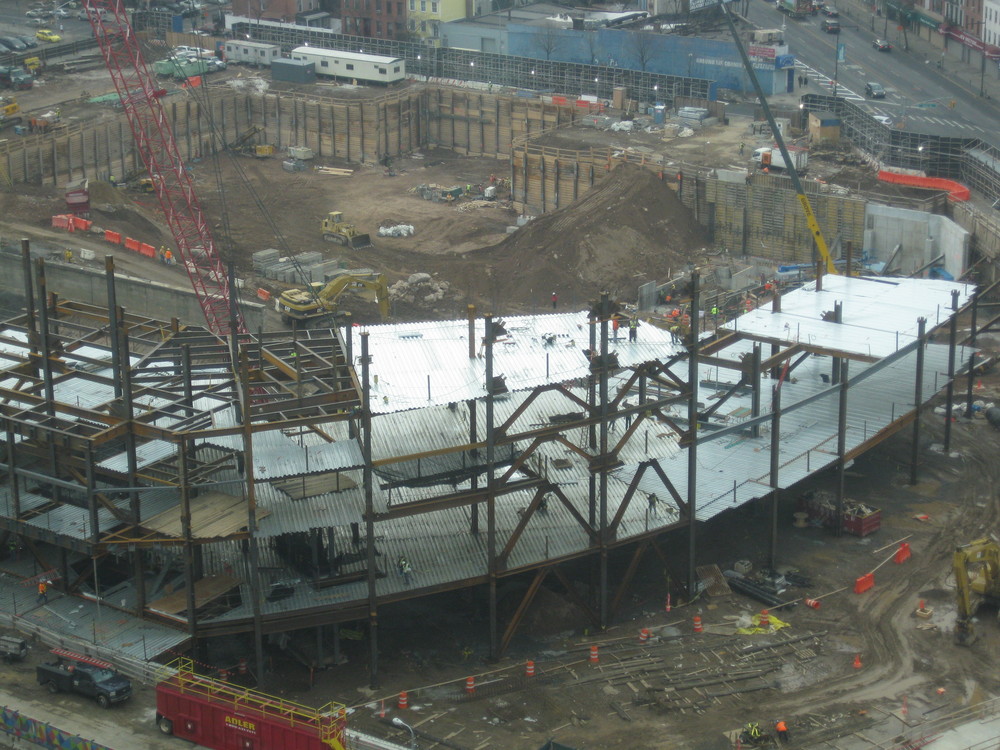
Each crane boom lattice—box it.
[86,1,245,335]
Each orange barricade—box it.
[139,243,156,258]
[124,237,140,252]
[894,542,912,564]
[51,215,72,229]
[257,288,272,301]
[877,170,970,202]
[854,573,875,594]
[71,217,92,231]
[104,230,122,244]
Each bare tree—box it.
[537,24,562,60]
[585,29,600,64]
[632,30,655,71]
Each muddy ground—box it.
[0,62,996,750]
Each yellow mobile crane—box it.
[954,538,1000,645]
[276,272,390,325]
[721,3,837,275]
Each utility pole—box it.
[833,43,839,97]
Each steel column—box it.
[910,318,926,485]
[687,272,701,598]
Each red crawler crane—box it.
[85,1,245,335]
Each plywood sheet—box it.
[146,574,242,615]
[142,491,269,539]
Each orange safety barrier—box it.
[139,243,156,258]
[525,660,535,677]
[104,230,122,244]
[465,676,475,694]
[257,288,272,301]
[877,170,970,202]
[124,237,140,252]
[51,215,73,230]
[397,691,408,709]
[894,542,912,564]
[71,216,92,231]
[589,645,599,663]
[552,96,568,106]
[854,573,875,594]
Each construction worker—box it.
[628,316,638,342]
[739,141,745,156]
[744,722,763,742]
[775,719,790,743]
[612,316,620,340]
[164,249,174,265]
[37,580,48,605]
[551,291,558,309]
[397,556,413,585]
[64,249,73,264]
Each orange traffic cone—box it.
[853,654,863,669]
[693,615,703,633]
[525,660,535,677]
[398,691,409,709]
[465,676,475,694]
[589,645,599,663]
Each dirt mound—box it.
[467,163,710,309]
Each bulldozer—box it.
[954,537,1000,645]
[321,211,373,249]
[276,272,389,326]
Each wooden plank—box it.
[141,491,269,539]
[146,573,241,615]
[695,564,732,596]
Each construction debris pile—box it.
[389,272,453,305]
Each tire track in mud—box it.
[769,417,1000,719]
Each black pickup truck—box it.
[36,650,133,708]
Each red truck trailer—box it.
[155,659,347,750]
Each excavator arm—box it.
[277,273,390,323]
[954,538,1000,645]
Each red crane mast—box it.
[85,1,245,335]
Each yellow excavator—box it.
[276,272,390,325]
[321,211,373,249]
[954,538,1000,645]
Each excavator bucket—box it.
[348,233,373,250]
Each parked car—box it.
[36,29,62,42]
[0,42,10,54]
[27,17,48,26]
[25,8,52,17]
[822,4,839,15]
[865,81,886,99]
[873,114,893,125]
[17,35,40,48]
[821,18,840,32]
[873,38,893,51]
[52,7,71,17]
[0,36,28,51]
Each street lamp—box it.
[392,717,417,749]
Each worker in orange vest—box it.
[775,719,790,744]
[37,580,48,605]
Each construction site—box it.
[1,8,1000,750]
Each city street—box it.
[744,0,1000,135]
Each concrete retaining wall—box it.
[2,250,265,331]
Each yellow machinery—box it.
[228,126,273,158]
[954,538,1000,645]
[321,211,373,249]
[0,96,22,131]
[276,272,389,325]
